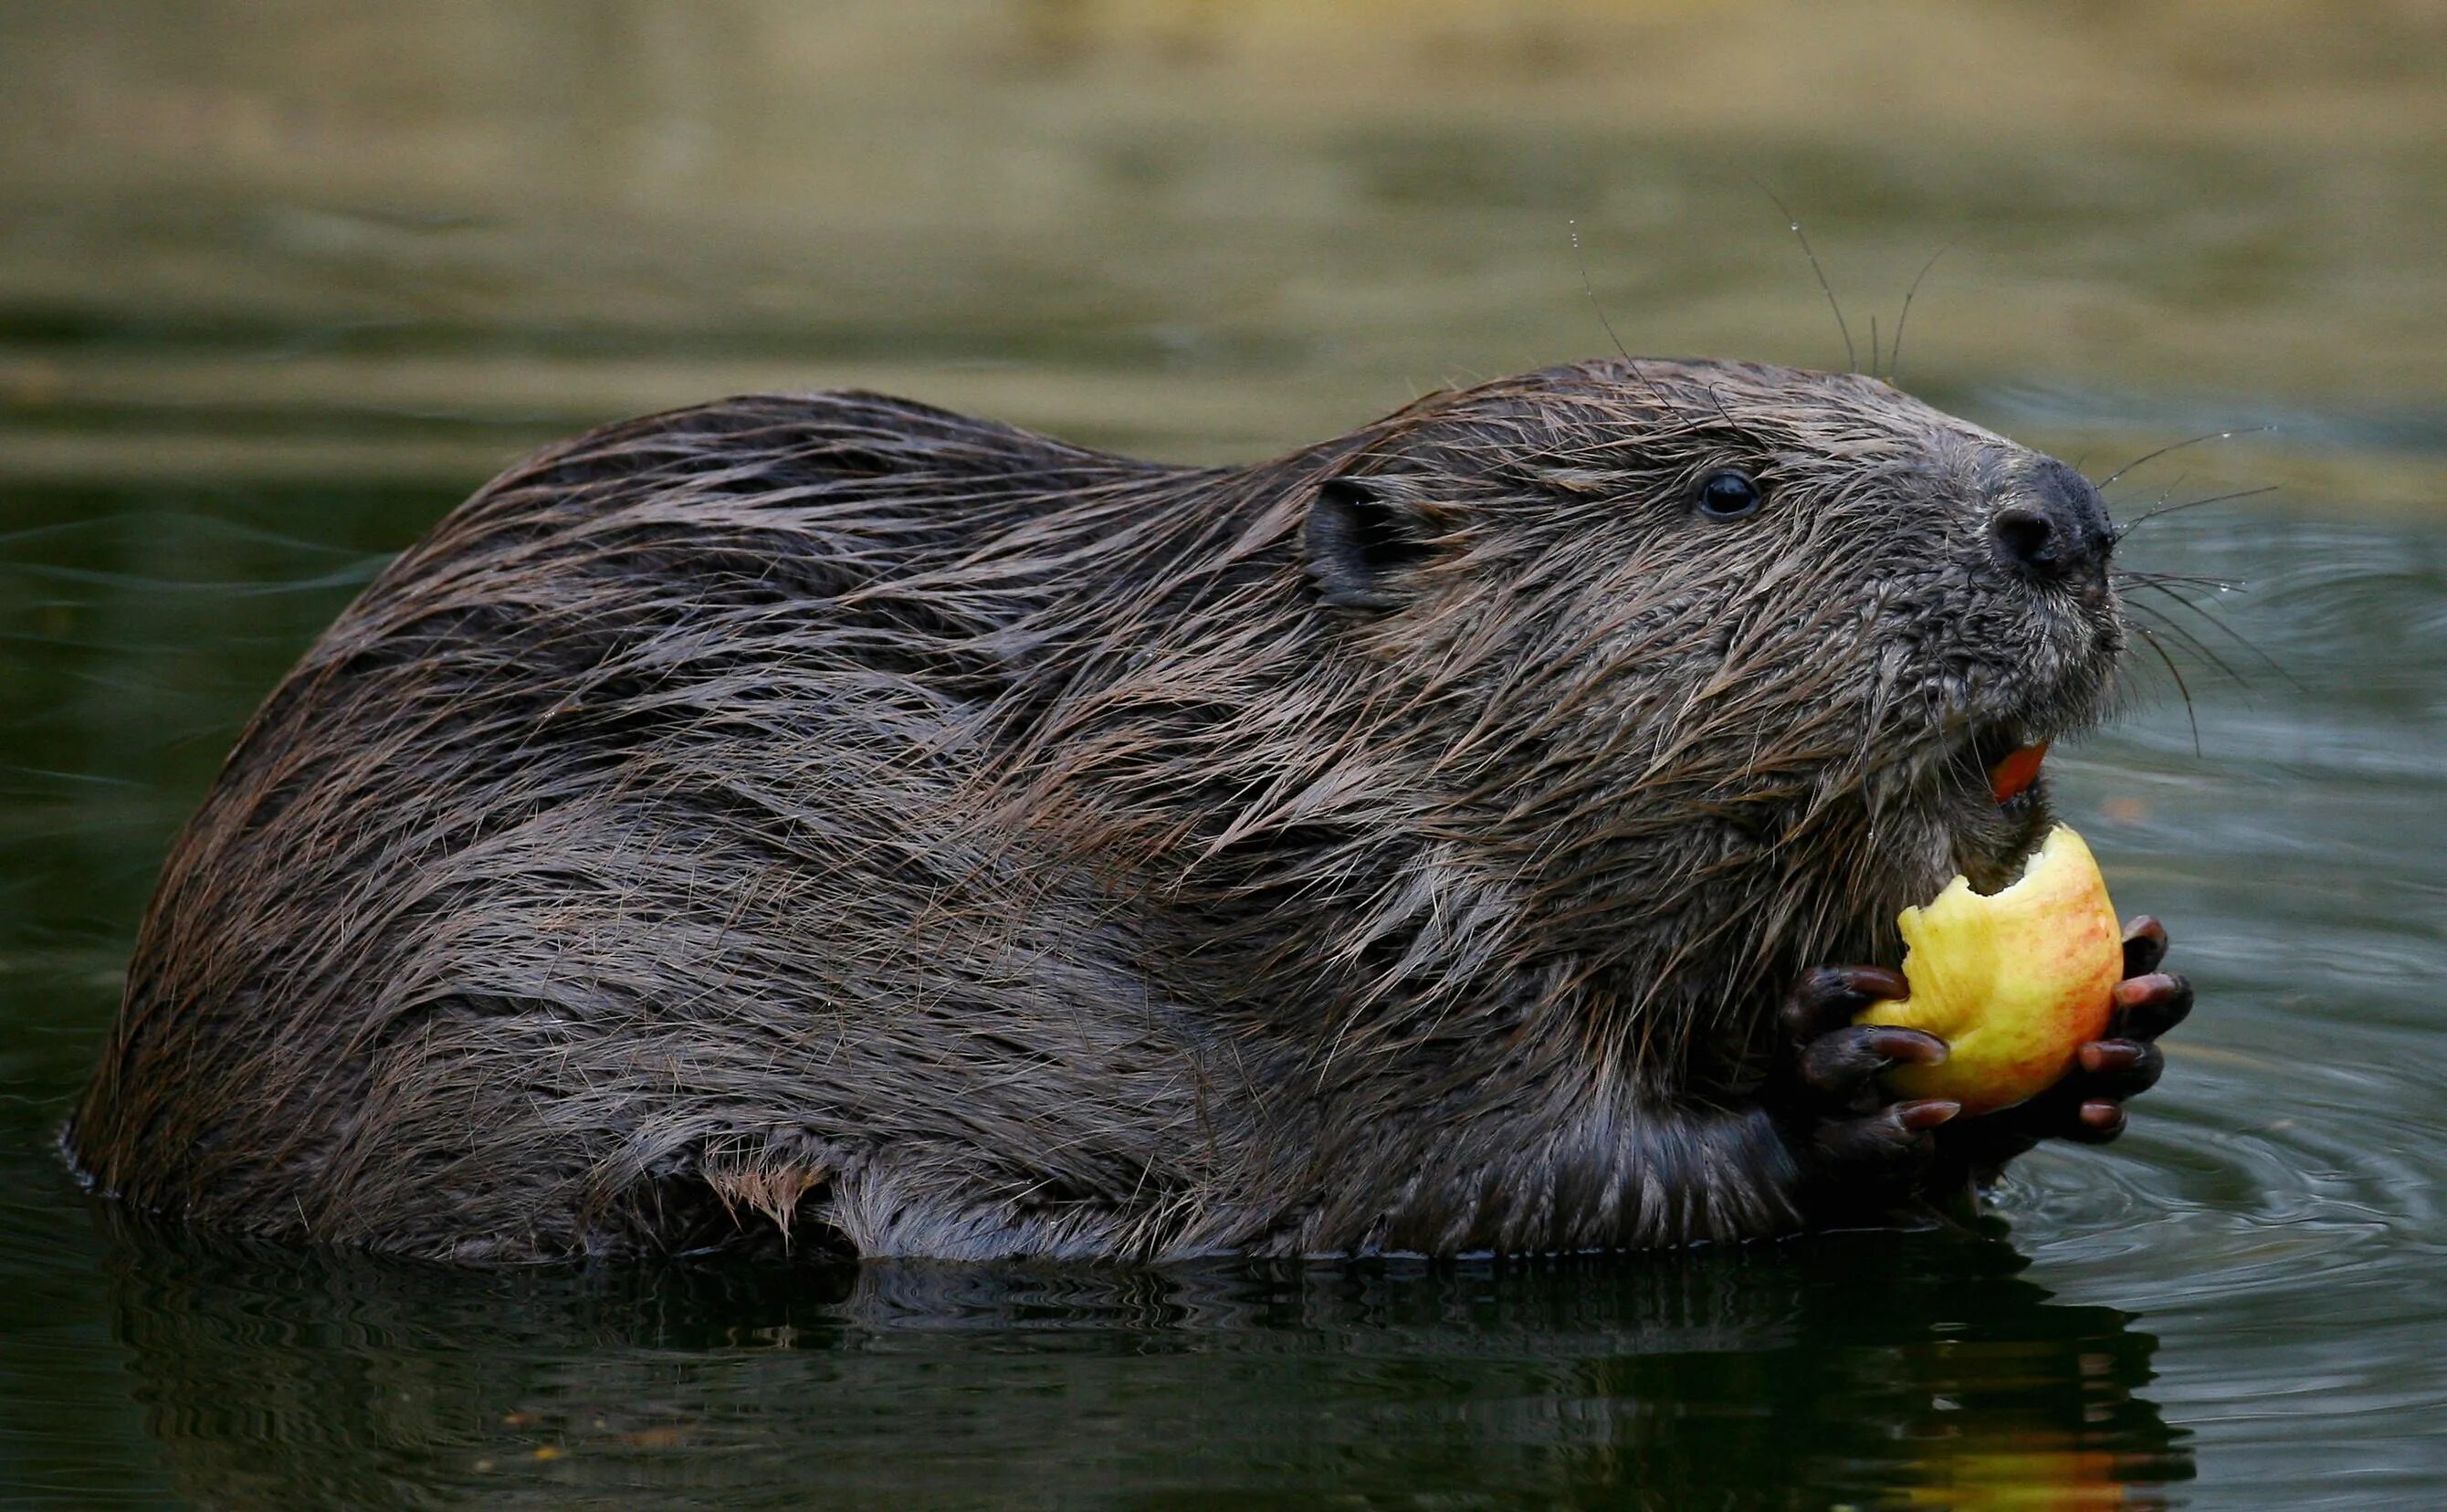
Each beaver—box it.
[68,357,2192,1264]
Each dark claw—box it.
[1773,965,1950,1216]
[1780,964,1910,1041]
[1800,1024,1948,1102]
[2110,971,2193,1041]
[2064,1099,2127,1144]
[1872,920,2182,1191]
[1817,1098,1959,1168]
[1896,1098,1963,1132]
[2121,915,2169,980]
[1774,916,2185,1215]
[2074,1038,2164,1097]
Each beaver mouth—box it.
[1970,727,2051,807]
[1937,723,2060,890]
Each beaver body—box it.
[70,359,2177,1263]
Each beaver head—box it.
[1020,356,2125,1081]
[1294,358,2125,1064]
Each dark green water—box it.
[4,4,2444,1506]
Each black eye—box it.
[1695,469,1763,520]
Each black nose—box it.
[1990,459,2111,586]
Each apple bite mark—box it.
[1852,825,2124,1117]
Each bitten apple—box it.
[1854,825,2124,1116]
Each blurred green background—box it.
[3,4,2443,1507]
[4,0,2442,487]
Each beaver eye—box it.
[1695,469,1763,520]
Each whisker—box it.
[2116,485,2282,539]
[1570,220,1633,365]
[2114,568,2245,593]
[2126,578,2301,692]
[1754,182,1856,373]
[2098,426,2274,488]
[1886,242,1952,388]
[2128,594,2246,687]
[2128,617,2202,757]
[2125,469,2184,514]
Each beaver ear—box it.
[1306,476,1435,611]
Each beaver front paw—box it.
[1766,963,1963,1223]
[1930,916,2193,1180]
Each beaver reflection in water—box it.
[70,358,2193,1264]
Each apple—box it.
[1854,824,2124,1116]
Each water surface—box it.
[3,4,2443,1506]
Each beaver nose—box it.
[1990,460,2111,586]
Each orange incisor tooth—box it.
[1988,740,2050,803]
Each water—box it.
[3,4,2443,1506]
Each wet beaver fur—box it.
[70,358,2191,1264]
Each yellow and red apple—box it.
[1854,825,2124,1116]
